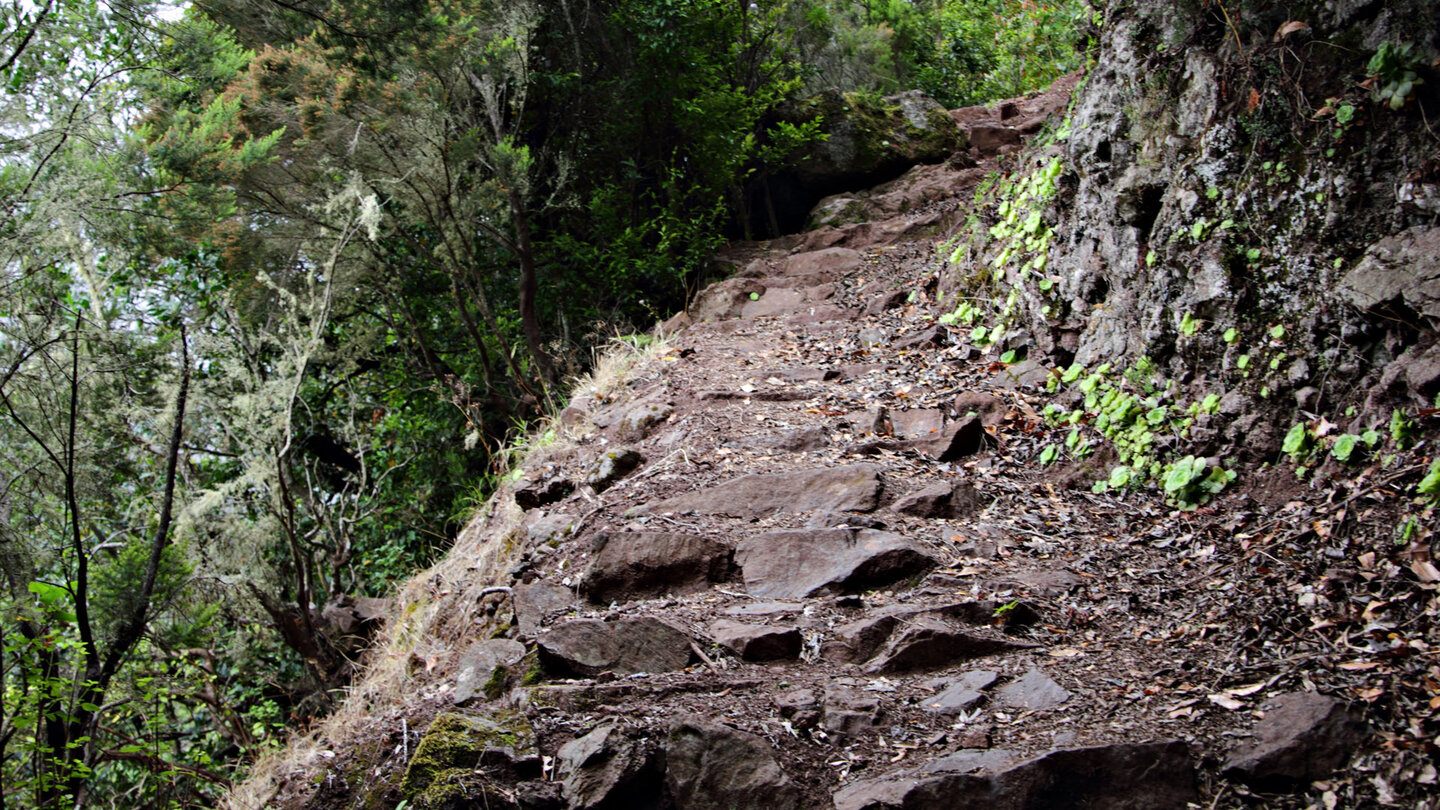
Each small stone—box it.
[823,683,885,737]
[514,477,574,510]
[919,670,999,714]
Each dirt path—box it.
[265,82,1436,810]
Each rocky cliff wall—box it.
[949,0,1439,454]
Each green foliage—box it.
[1368,41,1425,110]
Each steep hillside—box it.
[230,5,1440,809]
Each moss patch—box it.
[401,711,537,800]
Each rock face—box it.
[735,528,939,599]
[637,464,883,518]
[664,717,803,810]
[1340,227,1440,327]
[453,639,528,705]
[579,532,734,603]
[833,740,1197,810]
[1222,692,1367,790]
[403,712,540,802]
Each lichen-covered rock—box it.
[586,447,643,493]
[786,90,964,193]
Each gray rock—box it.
[1222,691,1367,791]
[708,619,802,661]
[1340,226,1440,326]
[865,288,910,316]
[453,639,528,705]
[863,617,1033,674]
[783,247,863,280]
[586,448,643,493]
[736,528,939,599]
[555,723,664,810]
[664,717,802,810]
[919,670,999,715]
[823,682,885,737]
[536,617,693,678]
[525,513,574,544]
[892,482,988,519]
[1405,342,1440,400]
[742,427,829,453]
[858,326,888,347]
[579,532,733,603]
[952,392,1007,426]
[994,668,1071,712]
[614,400,674,442]
[909,415,985,461]
[832,740,1196,810]
[889,409,945,439]
[920,747,1018,774]
[995,359,1052,390]
[512,581,577,636]
[636,464,884,519]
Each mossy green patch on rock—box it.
[785,89,962,186]
[401,711,537,801]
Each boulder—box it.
[782,90,963,194]
[1222,692,1367,791]
[579,532,734,603]
[664,717,803,810]
[736,528,939,599]
[536,617,693,678]
[636,464,883,519]
[832,740,1197,810]
[708,619,802,662]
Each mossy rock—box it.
[401,711,538,801]
[784,89,964,188]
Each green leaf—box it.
[1269,324,1285,339]
[1282,423,1311,457]
[1107,465,1132,488]
[1223,327,1239,344]
[1331,433,1360,463]
[1418,458,1440,500]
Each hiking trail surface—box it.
[236,71,1439,810]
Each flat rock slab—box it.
[579,532,734,603]
[889,409,945,439]
[1340,226,1440,326]
[708,619,802,661]
[783,247,862,280]
[863,618,1034,674]
[892,482,988,519]
[833,740,1197,810]
[512,581,577,636]
[453,639,528,705]
[1222,691,1367,790]
[994,668,1071,712]
[636,464,883,519]
[736,528,939,599]
[665,717,803,810]
[537,617,693,678]
[920,670,999,714]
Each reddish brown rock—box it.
[891,482,988,519]
[708,619,802,662]
[664,717,803,810]
[909,415,985,461]
[862,617,1034,674]
[952,392,1007,426]
[833,740,1196,810]
[1222,692,1367,791]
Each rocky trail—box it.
[251,80,1439,810]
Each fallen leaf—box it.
[1048,648,1084,658]
[1411,560,1440,583]
[1339,660,1382,671]
[1273,20,1310,41]
[1247,87,1261,112]
[1208,693,1246,711]
[1227,682,1266,697]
